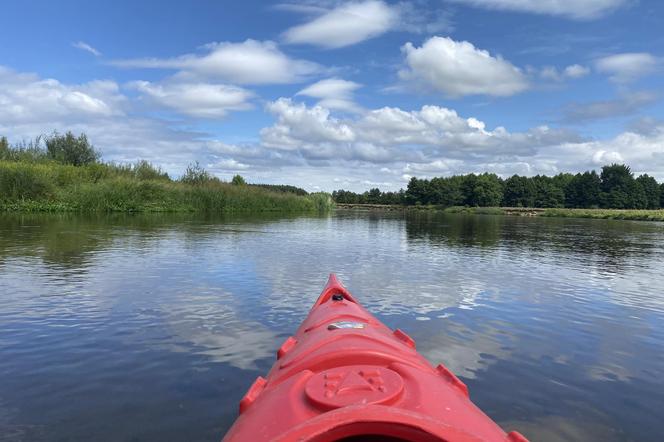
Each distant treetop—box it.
[332,164,662,210]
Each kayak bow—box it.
[222,274,528,442]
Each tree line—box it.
[333,164,664,209]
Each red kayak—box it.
[223,274,528,442]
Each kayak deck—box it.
[223,274,528,442]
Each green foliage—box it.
[251,183,308,196]
[0,136,48,162]
[45,132,100,166]
[306,192,335,212]
[636,174,661,209]
[180,161,213,185]
[0,161,329,214]
[531,175,565,208]
[503,175,536,207]
[443,206,504,215]
[466,173,503,207]
[231,174,247,186]
[366,188,381,203]
[133,160,170,181]
[405,177,431,205]
[552,172,574,191]
[332,189,357,204]
[598,164,647,209]
[380,190,405,205]
[0,132,329,214]
[565,171,601,208]
[60,178,175,212]
[404,173,504,208]
[0,137,8,158]
[542,208,664,221]
[0,162,54,200]
[430,176,464,206]
[333,188,404,205]
[333,163,661,210]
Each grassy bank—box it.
[473,206,664,221]
[335,203,505,215]
[540,208,664,221]
[0,160,333,213]
[335,203,664,222]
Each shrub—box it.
[0,137,9,159]
[231,174,247,186]
[45,131,100,166]
[180,162,212,185]
[252,184,308,196]
[60,178,178,212]
[133,160,170,181]
[0,162,54,200]
[307,192,335,212]
[0,136,48,162]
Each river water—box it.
[1,210,663,441]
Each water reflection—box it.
[1,211,664,441]
[154,288,280,370]
[405,211,662,262]
[405,211,504,248]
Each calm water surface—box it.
[1,211,664,441]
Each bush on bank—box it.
[0,133,332,213]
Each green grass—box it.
[378,204,506,215]
[441,206,664,221]
[0,160,333,213]
[338,203,664,222]
[541,208,664,221]
[441,206,506,215]
[430,205,664,221]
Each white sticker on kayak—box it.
[327,321,366,330]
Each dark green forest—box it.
[333,165,664,209]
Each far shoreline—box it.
[335,204,664,222]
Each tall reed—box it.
[0,160,332,213]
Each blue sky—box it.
[2,0,664,191]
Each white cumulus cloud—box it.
[111,40,321,84]
[399,36,528,97]
[0,66,124,125]
[261,98,356,152]
[260,98,577,163]
[592,149,624,165]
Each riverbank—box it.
[335,204,664,221]
[0,160,332,213]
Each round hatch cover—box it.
[305,365,404,410]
